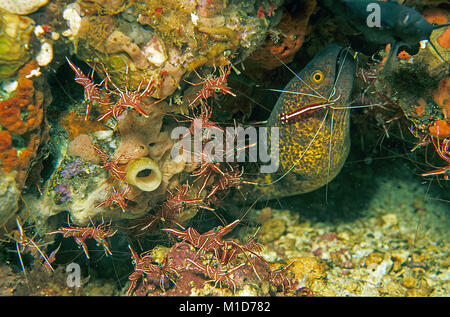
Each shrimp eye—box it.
[311,70,324,83]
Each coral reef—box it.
[429,77,450,137]
[247,0,317,70]
[352,5,449,148]
[0,0,448,300]
[67,134,100,163]
[13,0,293,227]
[26,98,184,225]
[0,60,50,187]
[59,111,106,141]
[0,9,35,78]
[0,0,49,15]
[66,0,284,97]
[127,229,276,296]
[424,8,450,53]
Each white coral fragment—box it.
[25,67,42,79]
[191,12,199,25]
[142,36,167,67]
[36,41,53,66]
[34,25,45,37]
[1,79,18,93]
[62,3,82,39]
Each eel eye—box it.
[311,70,324,83]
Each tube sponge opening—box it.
[126,157,162,192]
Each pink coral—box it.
[247,1,316,70]
[67,134,100,164]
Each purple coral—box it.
[54,184,72,203]
[61,158,83,178]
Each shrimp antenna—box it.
[427,39,448,64]
[432,23,450,30]
[273,56,326,100]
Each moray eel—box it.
[245,45,356,199]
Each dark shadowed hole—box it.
[136,169,152,178]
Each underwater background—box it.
[0,0,448,296]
